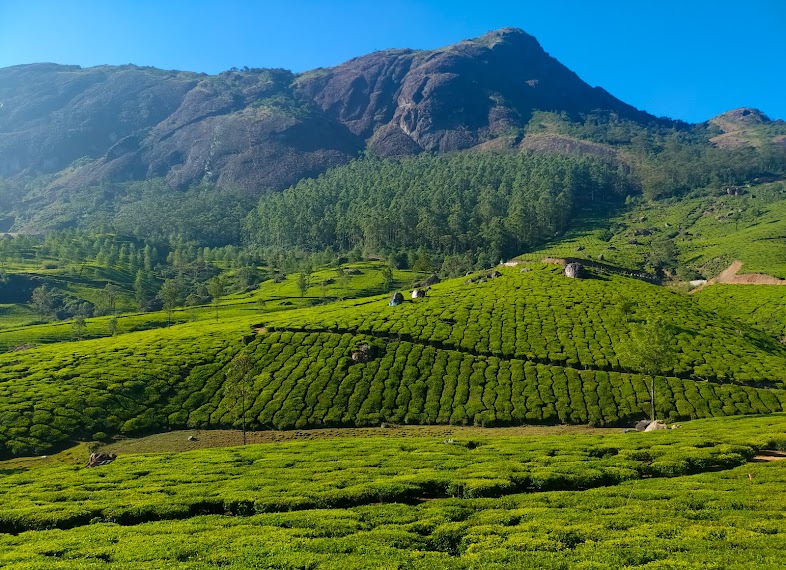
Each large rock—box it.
[351,343,374,363]
[87,452,117,467]
[565,262,585,279]
[644,421,668,432]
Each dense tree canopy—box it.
[245,152,634,262]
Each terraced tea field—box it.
[266,265,786,384]
[520,181,786,279]
[1,414,785,568]
[0,261,417,352]
[2,264,786,458]
[696,284,786,339]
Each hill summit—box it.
[0,28,656,195]
[709,107,772,131]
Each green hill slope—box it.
[695,284,786,339]
[266,265,786,383]
[521,180,786,279]
[2,265,786,458]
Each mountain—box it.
[708,107,786,149]
[0,28,659,198]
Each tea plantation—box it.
[521,180,786,279]
[1,414,785,568]
[696,284,786,339]
[266,265,786,384]
[2,265,786,458]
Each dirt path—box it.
[751,450,786,462]
[707,260,786,286]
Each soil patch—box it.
[99,425,623,455]
[707,260,786,286]
[751,450,786,462]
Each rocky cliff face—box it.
[296,28,652,157]
[0,28,658,195]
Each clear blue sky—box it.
[1,0,784,123]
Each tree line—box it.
[245,152,634,264]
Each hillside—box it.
[2,30,785,241]
[518,180,786,279]
[3,264,786,458]
[0,29,657,225]
[709,107,786,149]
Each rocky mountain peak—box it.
[710,108,771,132]
[0,28,659,197]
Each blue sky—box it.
[1,0,784,123]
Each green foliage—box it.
[296,272,311,298]
[207,276,225,320]
[246,153,633,260]
[619,319,677,421]
[158,279,183,325]
[696,285,786,339]
[269,266,786,386]
[0,415,785,568]
[525,110,786,201]
[1,266,786,458]
[523,181,786,279]
[29,285,55,321]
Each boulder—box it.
[564,262,585,279]
[634,419,651,432]
[644,421,668,432]
[351,343,374,363]
[87,452,117,468]
[419,274,441,287]
[388,292,404,306]
[411,289,427,299]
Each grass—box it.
[99,424,622,455]
[0,261,417,352]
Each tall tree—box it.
[335,266,350,296]
[134,270,150,311]
[380,266,394,291]
[621,318,677,422]
[207,276,225,320]
[30,285,55,322]
[224,353,254,445]
[101,283,119,315]
[296,272,310,298]
[72,315,87,341]
[158,279,182,326]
